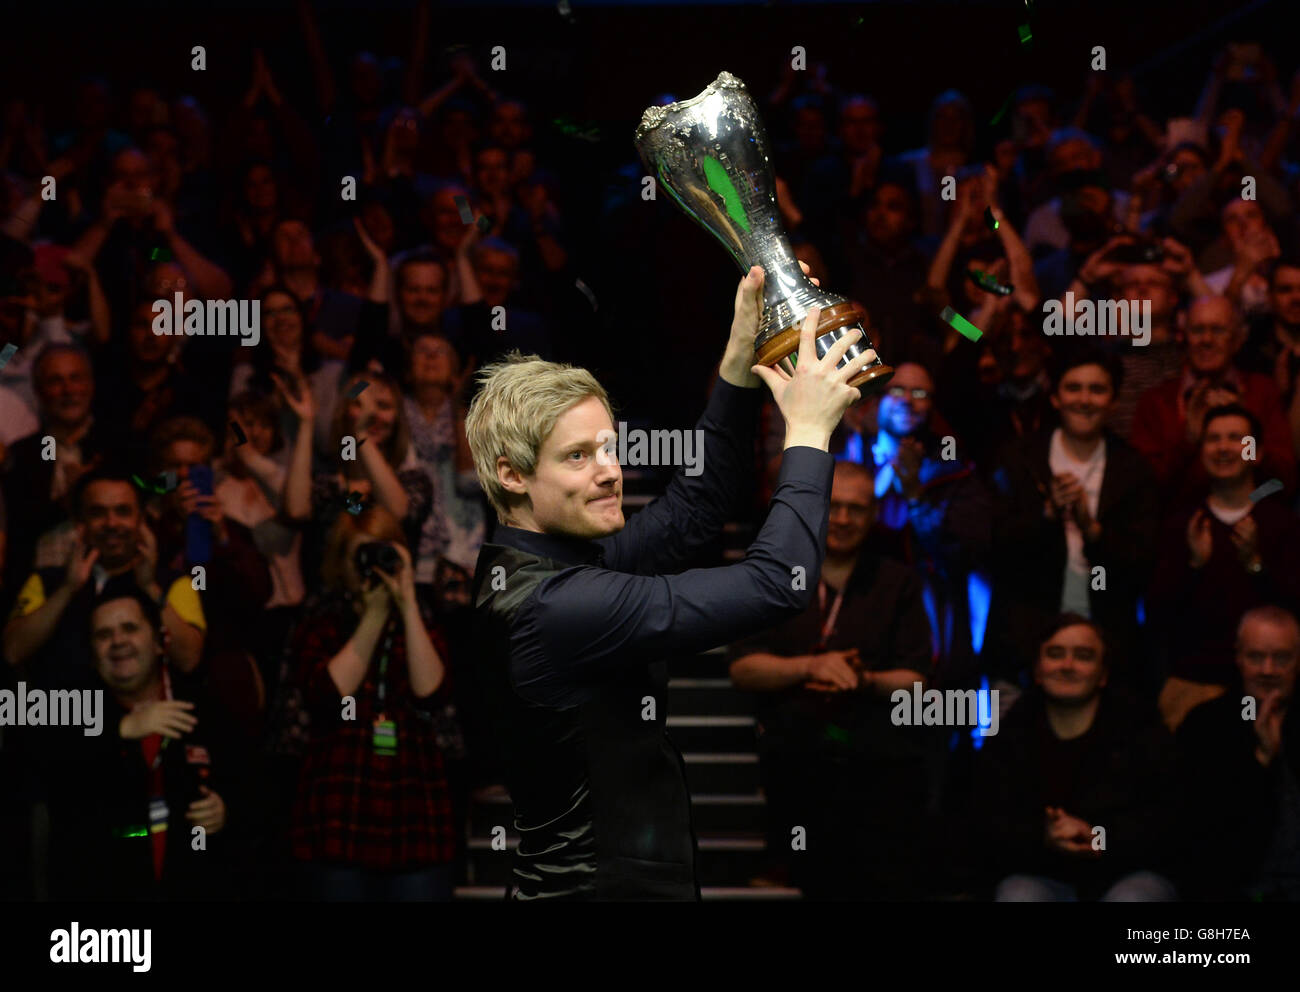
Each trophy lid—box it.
[633,71,750,143]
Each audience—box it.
[2,24,1299,903]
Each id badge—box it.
[372,715,397,756]
[148,797,170,834]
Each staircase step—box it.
[666,715,757,752]
[668,677,754,716]
[681,751,761,793]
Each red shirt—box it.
[289,596,457,869]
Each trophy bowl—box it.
[635,71,893,392]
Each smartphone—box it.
[185,464,213,565]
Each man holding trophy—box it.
[467,73,890,900]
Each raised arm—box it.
[601,263,822,576]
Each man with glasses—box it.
[1131,294,1296,504]
[842,361,991,684]
[728,459,934,898]
[1177,605,1300,900]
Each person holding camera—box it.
[287,505,457,901]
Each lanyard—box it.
[375,620,396,711]
[149,664,175,771]
[814,579,846,652]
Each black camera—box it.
[1105,241,1164,265]
[354,541,401,580]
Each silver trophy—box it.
[635,71,893,391]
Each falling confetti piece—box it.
[825,723,850,744]
[476,214,492,233]
[346,380,370,399]
[1250,478,1284,503]
[984,205,999,231]
[990,90,1015,126]
[230,420,248,446]
[0,343,17,370]
[1018,23,1032,45]
[941,305,983,342]
[967,268,1013,296]
[575,278,598,311]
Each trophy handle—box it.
[754,302,895,392]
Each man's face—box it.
[475,249,517,308]
[827,468,873,556]
[865,184,911,247]
[1269,264,1300,327]
[1185,297,1240,375]
[409,334,458,389]
[431,189,468,252]
[1201,413,1252,483]
[91,597,160,695]
[475,149,511,198]
[1007,318,1049,380]
[1035,623,1107,705]
[1169,148,1206,194]
[35,351,93,428]
[839,99,880,155]
[1237,616,1299,703]
[793,107,826,152]
[1118,264,1177,322]
[877,363,932,438]
[1222,200,1268,250]
[397,262,445,328]
[146,262,190,304]
[130,303,174,364]
[81,480,141,569]
[1051,138,1100,175]
[932,101,967,146]
[262,290,302,353]
[507,396,623,538]
[490,102,530,149]
[244,164,276,212]
[1051,363,1114,439]
[159,439,210,481]
[272,221,316,270]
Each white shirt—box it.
[1049,428,1106,616]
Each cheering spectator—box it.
[288,506,457,900]
[840,360,992,683]
[728,460,935,898]
[988,349,1158,691]
[4,467,204,688]
[1176,605,1300,901]
[1131,294,1296,504]
[46,588,240,900]
[1150,404,1300,730]
[974,615,1177,902]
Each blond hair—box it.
[465,351,614,523]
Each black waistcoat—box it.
[472,542,700,901]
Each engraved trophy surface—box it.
[635,71,893,390]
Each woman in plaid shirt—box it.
[288,505,458,900]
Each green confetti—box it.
[1018,23,1032,45]
[941,305,983,342]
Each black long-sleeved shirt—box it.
[494,379,835,707]
[473,376,835,899]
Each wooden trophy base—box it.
[754,302,895,392]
